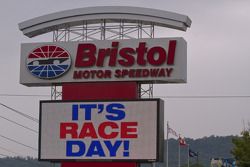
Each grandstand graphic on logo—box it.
[26,45,71,79]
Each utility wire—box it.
[0,145,20,156]
[0,115,38,133]
[0,102,39,123]
[0,134,37,151]
[0,94,49,97]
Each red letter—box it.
[147,47,166,66]
[73,71,82,79]
[75,44,96,67]
[136,42,147,65]
[167,40,176,65]
[98,122,119,139]
[79,122,98,138]
[109,42,119,66]
[60,122,78,139]
[118,48,135,66]
[96,42,119,67]
[121,122,138,138]
[96,48,111,67]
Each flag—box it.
[167,124,179,137]
[179,136,187,146]
[189,149,198,157]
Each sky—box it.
[0,0,249,158]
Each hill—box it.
[145,135,235,167]
[182,135,234,166]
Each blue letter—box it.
[80,104,97,120]
[66,140,85,157]
[86,140,105,157]
[104,140,122,157]
[123,140,130,157]
[106,103,125,121]
[72,104,79,120]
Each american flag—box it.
[167,123,179,137]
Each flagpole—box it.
[196,152,199,165]
[178,136,180,167]
[187,144,190,167]
[166,121,169,167]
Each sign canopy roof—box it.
[19,6,192,38]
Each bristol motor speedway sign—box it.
[20,38,187,86]
[39,99,164,161]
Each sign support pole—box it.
[60,82,138,167]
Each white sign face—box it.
[39,99,164,162]
[20,38,187,86]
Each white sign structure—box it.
[39,99,164,161]
[20,38,187,86]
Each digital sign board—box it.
[39,99,164,162]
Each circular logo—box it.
[26,45,71,79]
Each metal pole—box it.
[166,122,169,167]
[178,139,180,167]
[196,152,199,165]
[187,145,190,167]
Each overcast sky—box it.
[0,0,249,158]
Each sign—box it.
[20,38,187,86]
[26,45,71,79]
[39,99,164,161]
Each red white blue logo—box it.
[26,45,71,79]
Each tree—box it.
[232,130,250,167]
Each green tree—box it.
[232,131,250,167]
